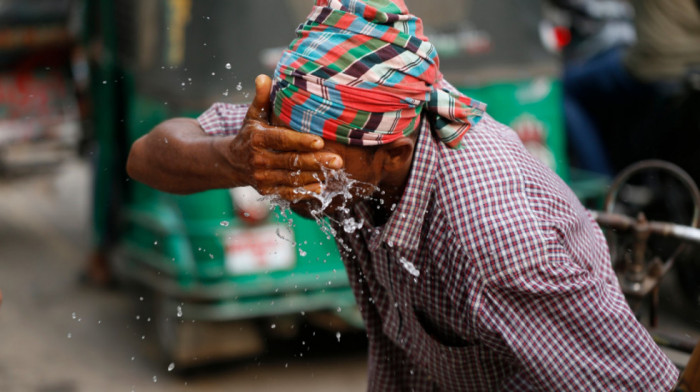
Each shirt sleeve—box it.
[440,116,678,390]
[197,102,249,136]
[475,237,679,391]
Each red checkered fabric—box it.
[197,103,679,391]
[270,0,486,148]
[196,103,247,135]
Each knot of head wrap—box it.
[271,0,486,149]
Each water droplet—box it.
[236,82,242,91]
[153,375,158,383]
[154,240,159,246]
[342,217,364,233]
[336,332,341,342]
[222,89,229,96]
[220,220,230,227]
[72,312,77,319]
[398,257,420,277]
[298,248,307,257]
[67,333,72,339]
[168,362,175,372]
[225,63,232,69]
[271,323,276,329]
[176,305,183,318]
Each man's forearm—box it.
[126,75,342,199]
[126,117,243,194]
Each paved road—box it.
[0,159,368,392]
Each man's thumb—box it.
[249,74,272,121]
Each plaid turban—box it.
[271,0,486,149]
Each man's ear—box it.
[380,136,416,173]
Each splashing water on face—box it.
[263,166,378,236]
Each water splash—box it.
[342,217,363,233]
[398,257,420,277]
[261,166,380,252]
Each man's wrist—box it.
[210,134,249,189]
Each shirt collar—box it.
[363,119,439,252]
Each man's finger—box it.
[253,151,343,170]
[254,170,326,187]
[258,184,322,202]
[245,74,272,122]
[253,127,325,152]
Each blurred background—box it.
[0,0,698,391]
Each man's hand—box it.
[225,75,343,201]
[127,74,343,199]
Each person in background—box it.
[558,0,700,176]
[545,0,636,176]
[127,1,679,389]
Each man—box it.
[127,0,678,390]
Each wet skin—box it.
[126,74,416,224]
[267,106,417,224]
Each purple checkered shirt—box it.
[197,103,678,391]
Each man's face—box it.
[269,113,384,218]
[289,139,383,219]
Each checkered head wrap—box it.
[271,0,486,149]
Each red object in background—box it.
[552,25,572,49]
[539,22,572,53]
[230,186,272,224]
